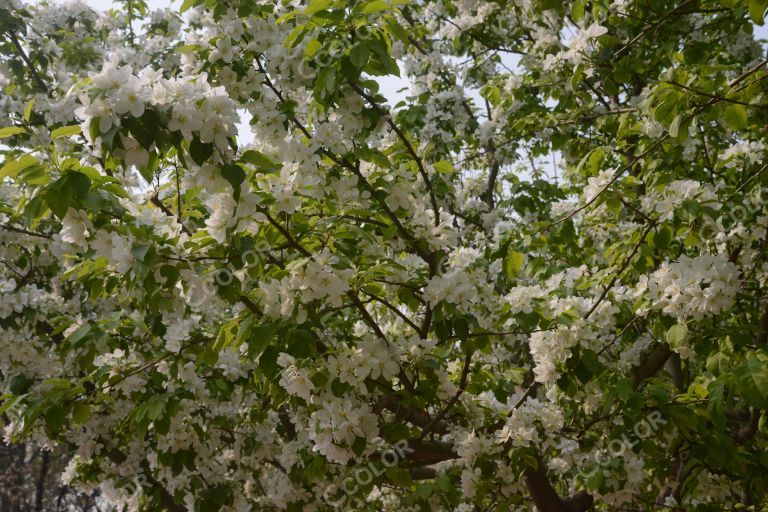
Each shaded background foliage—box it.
[0,442,101,512]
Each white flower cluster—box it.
[583,168,615,202]
[635,254,740,321]
[90,230,135,274]
[204,189,265,243]
[544,22,607,70]
[277,353,315,402]
[719,140,765,168]
[307,394,379,464]
[0,325,62,378]
[0,281,62,319]
[326,337,400,391]
[75,63,239,152]
[259,248,353,320]
[641,179,718,221]
[215,346,252,380]
[497,397,564,448]
[162,312,199,353]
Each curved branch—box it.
[348,81,441,227]
[633,343,672,389]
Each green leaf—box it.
[221,164,246,190]
[505,249,524,278]
[0,154,37,179]
[131,244,152,262]
[575,147,605,174]
[0,126,27,139]
[44,404,67,433]
[665,323,688,348]
[707,380,726,429]
[189,136,214,165]
[706,351,730,375]
[668,114,682,138]
[349,43,370,68]
[653,225,673,250]
[65,171,91,196]
[571,0,586,21]
[51,125,82,139]
[0,394,24,416]
[351,436,367,455]
[127,109,159,150]
[10,375,34,395]
[605,196,622,214]
[361,0,389,14]
[259,345,280,380]
[433,161,454,174]
[585,468,604,491]
[46,191,69,219]
[737,352,768,407]
[180,0,198,12]
[72,403,91,424]
[241,150,279,171]
[305,0,333,15]
[145,396,167,421]
[24,98,35,122]
[724,104,747,130]
[749,0,768,24]
[587,147,605,171]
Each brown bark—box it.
[34,451,50,512]
[634,343,672,389]
[523,456,594,512]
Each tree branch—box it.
[348,81,441,227]
[524,454,594,512]
[633,343,672,389]
[7,30,52,97]
[150,195,190,235]
[418,351,472,441]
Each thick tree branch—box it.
[405,440,458,466]
[524,454,594,512]
[34,451,49,512]
[377,394,448,434]
[633,343,672,389]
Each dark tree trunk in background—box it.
[0,440,99,512]
[34,451,50,512]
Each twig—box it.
[0,223,52,239]
[8,30,52,97]
[613,0,695,59]
[418,352,472,440]
[150,195,191,235]
[584,222,655,319]
[349,81,441,227]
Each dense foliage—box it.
[2,0,768,510]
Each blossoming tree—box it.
[1,0,768,510]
